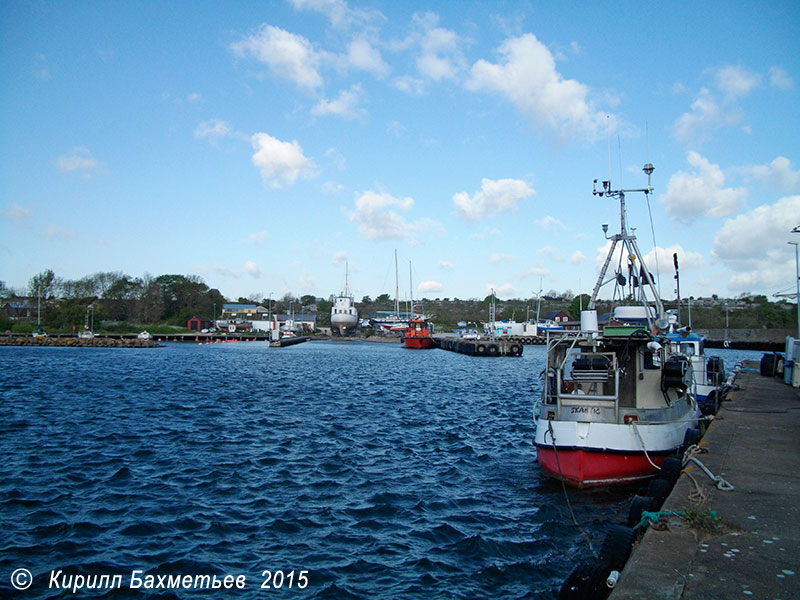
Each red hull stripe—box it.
[535,446,674,487]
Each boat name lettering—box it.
[570,406,601,415]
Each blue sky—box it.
[2,0,799,304]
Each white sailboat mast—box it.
[394,249,399,315]
[409,260,414,316]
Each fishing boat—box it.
[666,256,729,414]
[664,326,727,415]
[330,263,358,336]
[403,317,436,349]
[533,163,700,487]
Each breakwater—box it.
[0,335,160,348]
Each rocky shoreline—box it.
[0,336,161,348]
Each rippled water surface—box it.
[0,342,763,598]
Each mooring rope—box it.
[546,421,595,555]
[682,444,734,492]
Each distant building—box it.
[543,310,570,324]
[219,303,269,320]
[187,316,214,331]
[1,298,36,321]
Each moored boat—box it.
[331,263,358,336]
[533,163,700,487]
[665,326,728,414]
[403,317,436,349]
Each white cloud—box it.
[231,24,322,90]
[537,246,557,257]
[713,195,800,292]
[331,250,347,264]
[349,189,414,240]
[673,65,774,144]
[346,38,389,77]
[195,119,232,140]
[312,85,365,119]
[244,261,263,278]
[323,181,345,194]
[251,132,315,188]
[438,260,454,270]
[570,250,586,265]
[486,283,517,298]
[213,261,264,279]
[393,12,465,84]
[453,177,534,220]
[660,151,746,223]
[288,0,383,30]
[2,203,33,224]
[741,156,800,193]
[56,147,100,175]
[714,65,760,99]
[466,33,608,139]
[641,245,705,273]
[672,88,743,144]
[392,75,426,95]
[417,280,443,294]
[769,66,793,90]
[414,13,464,81]
[537,215,565,230]
[246,231,270,246]
[490,253,516,263]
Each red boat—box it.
[403,318,436,349]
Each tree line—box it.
[1,270,796,333]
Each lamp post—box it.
[790,240,800,339]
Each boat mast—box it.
[394,249,399,316]
[409,260,414,316]
[588,163,663,321]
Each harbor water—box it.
[0,341,764,598]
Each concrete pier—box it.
[610,361,800,599]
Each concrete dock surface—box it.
[610,361,800,600]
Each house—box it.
[219,303,269,320]
[543,310,570,324]
[1,298,36,321]
[187,316,214,331]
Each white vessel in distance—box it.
[331,264,358,336]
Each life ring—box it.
[228,324,237,333]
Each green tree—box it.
[28,269,56,299]
[568,294,592,320]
